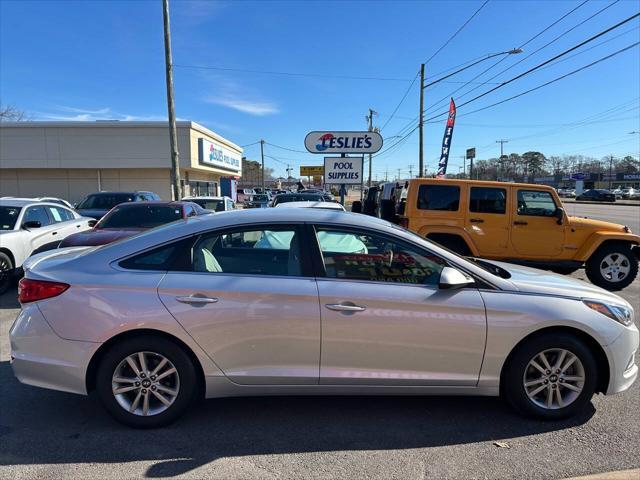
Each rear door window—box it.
[469,187,507,214]
[46,206,74,223]
[417,185,460,211]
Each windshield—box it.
[253,195,269,201]
[0,206,21,231]
[190,199,224,211]
[97,205,183,229]
[274,194,322,205]
[77,193,134,210]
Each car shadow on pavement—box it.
[0,362,595,477]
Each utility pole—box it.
[397,168,402,181]
[408,164,414,178]
[385,167,389,182]
[461,155,466,178]
[260,139,265,191]
[162,0,181,200]
[418,63,425,178]
[366,108,378,187]
[608,154,614,190]
[496,139,508,180]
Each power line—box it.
[424,0,490,65]
[423,13,640,122]
[173,64,413,82]
[264,141,308,154]
[422,0,595,117]
[436,0,624,112]
[432,42,639,122]
[380,71,420,131]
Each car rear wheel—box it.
[585,244,638,291]
[502,333,597,420]
[0,252,14,295]
[96,336,198,428]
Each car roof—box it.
[182,196,228,201]
[110,201,189,208]
[406,178,555,190]
[0,199,69,208]
[275,201,345,210]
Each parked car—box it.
[0,199,92,293]
[575,189,616,202]
[557,189,576,198]
[303,189,335,201]
[14,208,638,428]
[399,179,638,290]
[1,196,74,209]
[59,201,209,248]
[612,188,625,199]
[275,201,345,211]
[182,196,235,212]
[75,191,161,220]
[236,188,255,204]
[621,187,640,200]
[271,192,325,206]
[245,194,271,208]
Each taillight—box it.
[399,217,409,229]
[18,278,69,303]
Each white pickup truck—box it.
[0,199,93,293]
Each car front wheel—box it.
[502,333,597,420]
[96,336,198,428]
[585,244,638,291]
[0,252,14,295]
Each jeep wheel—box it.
[585,244,638,291]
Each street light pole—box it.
[162,0,181,201]
[418,49,522,182]
[260,139,265,191]
[608,154,614,190]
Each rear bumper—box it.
[9,304,99,395]
[604,324,639,395]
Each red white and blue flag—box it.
[437,98,457,178]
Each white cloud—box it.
[205,96,279,116]
[32,106,170,122]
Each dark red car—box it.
[59,201,210,248]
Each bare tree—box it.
[0,104,27,122]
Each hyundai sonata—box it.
[10,209,638,428]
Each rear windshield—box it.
[274,194,323,204]
[253,195,269,201]
[97,205,183,229]
[190,199,224,211]
[77,193,134,210]
[0,206,21,230]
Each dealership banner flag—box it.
[437,98,457,178]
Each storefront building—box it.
[0,121,242,202]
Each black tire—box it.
[96,335,198,428]
[502,333,597,420]
[585,243,638,291]
[351,200,362,213]
[0,252,14,295]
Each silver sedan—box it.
[10,208,639,428]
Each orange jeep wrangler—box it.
[399,178,640,290]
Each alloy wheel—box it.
[111,351,180,417]
[523,348,585,410]
[599,253,631,283]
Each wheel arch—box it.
[424,231,475,256]
[85,328,206,397]
[576,235,640,262]
[499,326,610,395]
[0,247,16,269]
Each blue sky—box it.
[1,0,639,179]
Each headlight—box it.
[584,300,634,326]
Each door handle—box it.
[175,295,218,304]
[513,221,528,226]
[52,231,58,236]
[325,303,366,312]
[76,224,82,228]
[469,218,484,223]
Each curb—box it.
[562,200,640,207]
[563,468,640,480]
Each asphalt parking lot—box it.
[1,203,638,480]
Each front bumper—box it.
[604,323,639,395]
[10,304,99,395]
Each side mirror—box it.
[439,266,475,290]
[555,207,565,225]
[73,203,79,209]
[88,219,97,228]
[22,220,42,230]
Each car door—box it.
[157,224,321,385]
[510,188,564,257]
[312,225,487,386]
[21,205,58,252]
[45,206,88,239]
[465,186,510,255]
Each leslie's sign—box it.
[304,131,383,154]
